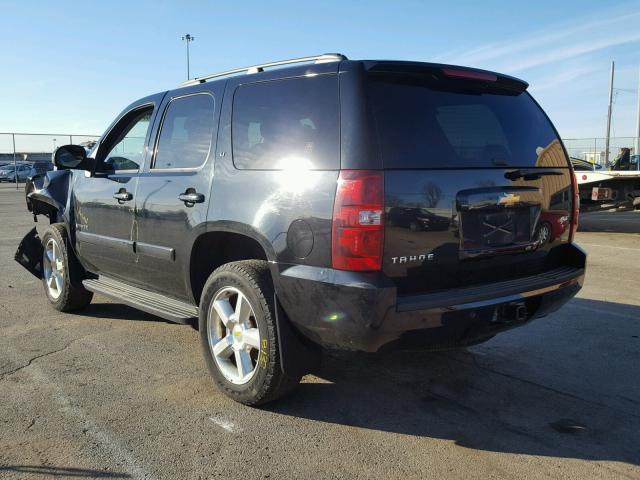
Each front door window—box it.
[101,108,153,172]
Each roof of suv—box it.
[174,53,528,93]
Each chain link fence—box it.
[0,133,100,188]
[562,137,637,167]
[1,132,638,188]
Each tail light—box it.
[441,68,497,82]
[569,168,580,241]
[332,170,384,271]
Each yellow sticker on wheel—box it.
[259,339,268,368]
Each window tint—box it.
[232,75,339,170]
[368,75,565,169]
[103,108,152,171]
[154,94,215,169]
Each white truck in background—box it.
[572,154,640,211]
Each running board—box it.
[82,276,198,324]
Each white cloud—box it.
[437,7,640,73]
[529,64,599,92]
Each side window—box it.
[153,94,215,170]
[232,75,339,170]
[102,108,153,171]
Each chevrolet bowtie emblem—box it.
[497,193,520,207]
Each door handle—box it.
[113,189,133,202]
[178,191,205,205]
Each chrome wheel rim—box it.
[538,224,550,244]
[207,286,261,385]
[43,238,64,300]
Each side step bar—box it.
[82,276,198,324]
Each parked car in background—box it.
[537,210,570,244]
[0,163,32,182]
[387,207,450,231]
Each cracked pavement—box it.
[0,184,639,479]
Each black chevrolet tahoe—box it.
[16,54,586,405]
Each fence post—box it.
[69,135,73,145]
[12,133,18,190]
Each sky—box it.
[1,0,639,146]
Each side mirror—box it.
[54,145,93,171]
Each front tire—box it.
[41,224,93,312]
[198,260,300,405]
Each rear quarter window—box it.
[368,75,567,169]
[232,75,340,170]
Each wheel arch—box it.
[188,221,277,305]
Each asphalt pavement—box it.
[0,183,639,479]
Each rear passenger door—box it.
[130,84,222,301]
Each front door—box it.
[131,86,221,301]
[73,97,161,282]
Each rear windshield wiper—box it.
[504,169,564,181]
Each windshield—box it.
[367,74,568,169]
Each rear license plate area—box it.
[460,207,533,250]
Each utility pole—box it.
[635,65,640,157]
[181,34,195,79]
[12,134,17,190]
[604,61,615,167]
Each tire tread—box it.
[42,223,93,312]
[199,260,300,405]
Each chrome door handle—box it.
[113,190,133,202]
[178,192,205,204]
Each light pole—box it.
[604,61,615,167]
[181,34,195,79]
[52,138,57,152]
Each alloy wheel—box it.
[43,238,64,299]
[207,286,261,385]
[538,223,551,244]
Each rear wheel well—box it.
[189,232,269,305]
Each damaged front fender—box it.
[28,170,73,223]
[16,170,76,279]
[15,227,43,279]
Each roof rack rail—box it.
[179,53,347,87]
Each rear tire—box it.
[537,221,552,244]
[198,260,300,405]
[41,224,93,312]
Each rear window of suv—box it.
[232,75,339,170]
[367,74,566,169]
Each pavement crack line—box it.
[24,418,36,432]
[0,332,95,382]
[2,329,156,480]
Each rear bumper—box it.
[275,243,586,352]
